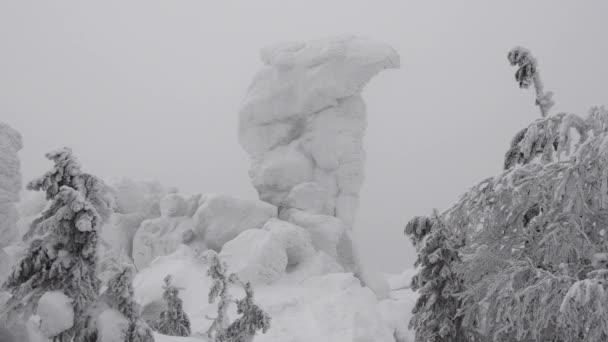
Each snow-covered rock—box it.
[220,229,288,285]
[280,209,344,259]
[238,36,400,274]
[262,218,315,266]
[37,291,74,338]
[132,215,200,269]
[0,123,22,248]
[193,193,277,251]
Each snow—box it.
[239,35,399,273]
[220,229,288,285]
[262,218,315,266]
[239,36,399,227]
[132,215,199,269]
[37,291,74,338]
[131,193,277,269]
[97,308,129,342]
[133,246,414,342]
[386,268,418,291]
[193,193,277,251]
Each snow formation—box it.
[238,35,399,271]
[37,291,74,338]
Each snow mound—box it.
[220,229,288,285]
[193,193,277,251]
[262,218,315,266]
[132,215,200,269]
[238,36,400,263]
[37,291,73,338]
[134,246,407,342]
[97,308,129,342]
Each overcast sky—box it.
[2,1,607,272]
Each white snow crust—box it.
[37,291,74,338]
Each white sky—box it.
[2,1,607,272]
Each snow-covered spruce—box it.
[404,213,469,342]
[202,250,271,342]
[1,148,112,341]
[155,275,191,337]
[407,48,608,341]
[102,266,155,342]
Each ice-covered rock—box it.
[193,193,277,251]
[239,35,399,271]
[37,291,74,338]
[0,123,22,248]
[220,229,288,285]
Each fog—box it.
[2,1,607,272]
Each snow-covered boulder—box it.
[280,209,344,259]
[0,123,22,248]
[220,229,288,285]
[37,291,74,338]
[132,216,200,269]
[262,218,315,266]
[238,36,399,257]
[193,194,277,251]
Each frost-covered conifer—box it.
[1,148,111,341]
[156,275,191,337]
[105,266,155,342]
[217,280,271,342]
[418,48,608,341]
[204,251,232,341]
[404,213,468,342]
[202,251,270,342]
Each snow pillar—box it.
[238,35,399,270]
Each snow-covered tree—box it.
[217,280,271,342]
[155,275,191,337]
[104,266,155,342]
[203,250,234,340]
[405,213,469,342]
[413,48,608,341]
[202,251,270,342]
[1,148,111,341]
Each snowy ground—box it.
[135,247,417,342]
